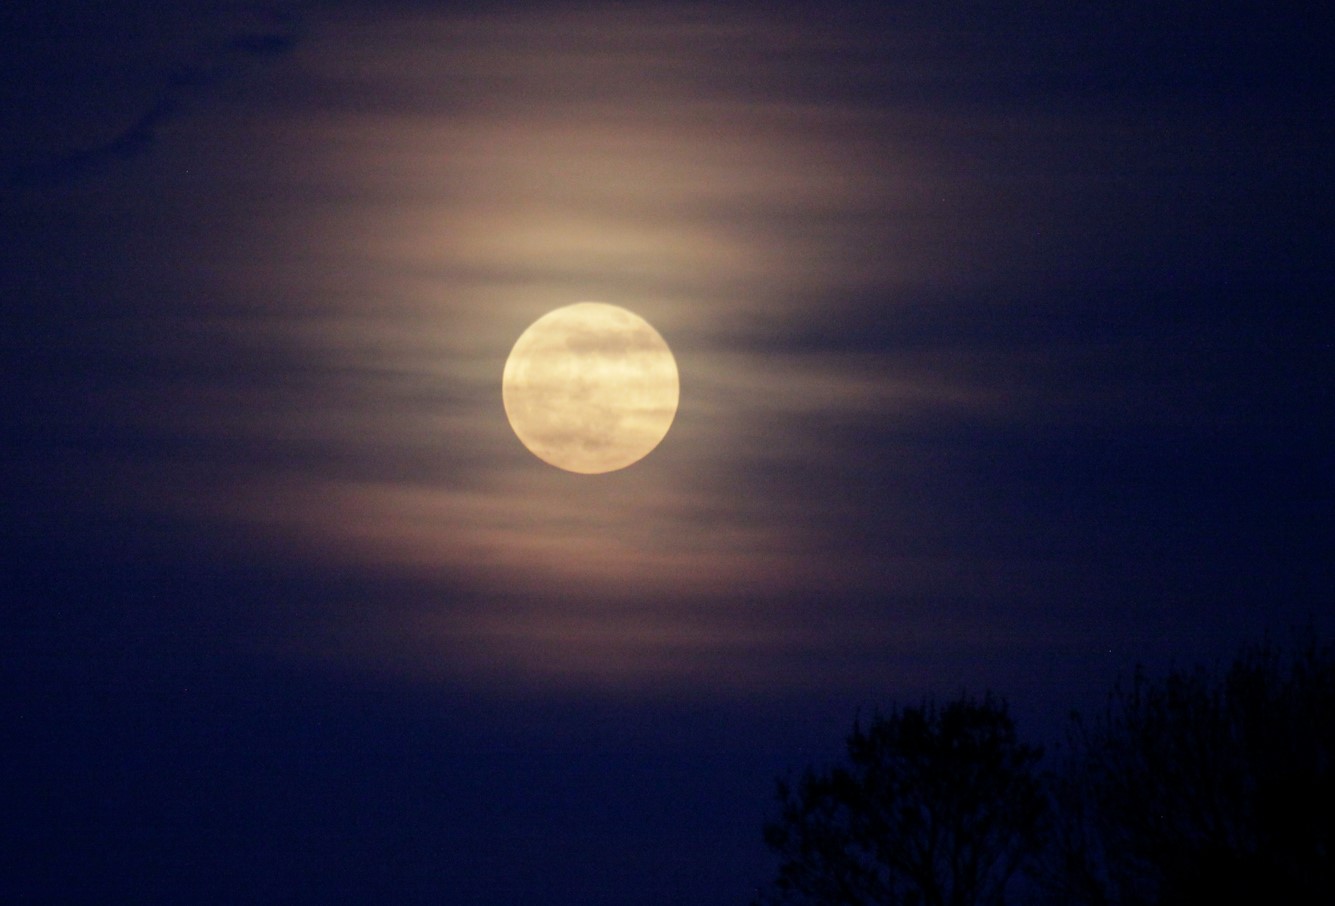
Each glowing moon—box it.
[502,302,680,474]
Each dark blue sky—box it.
[2,2,1330,902]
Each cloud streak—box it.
[2,1,298,187]
[26,2,1322,698]
[102,5,1119,689]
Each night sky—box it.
[2,1,1330,903]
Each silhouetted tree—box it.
[754,693,1048,906]
[1043,629,1335,905]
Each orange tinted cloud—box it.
[135,4,1067,693]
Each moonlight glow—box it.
[502,303,680,474]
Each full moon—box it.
[502,302,680,474]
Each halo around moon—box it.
[502,302,680,474]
